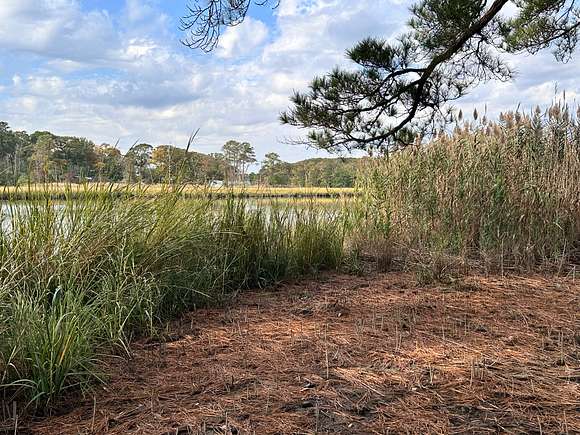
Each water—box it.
[0,197,351,235]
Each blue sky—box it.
[1,1,580,163]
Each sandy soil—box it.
[15,272,580,434]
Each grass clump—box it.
[357,103,580,271]
[0,189,347,407]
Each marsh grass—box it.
[0,187,348,407]
[0,184,356,201]
[357,103,580,271]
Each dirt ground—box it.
[16,271,580,434]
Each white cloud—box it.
[458,49,580,121]
[216,18,269,59]
[125,0,155,23]
[0,0,119,63]
[27,75,65,96]
[2,0,408,161]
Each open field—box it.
[0,184,357,200]
[14,271,579,434]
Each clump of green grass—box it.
[0,188,348,407]
[357,103,580,271]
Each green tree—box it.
[222,140,256,184]
[53,137,97,181]
[203,152,228,182]
[124,143,153,183]
[184,0,579,153]
[239,142,256,182]
[25,132,99,182]
[0,122,18,181]
[151,145,179,182]
[260,152,291,186]
[262,152,281,171]
[150,145,201,183]
[29,134,56,183]
[0,122,31,184]
[258,156,359,187]
[95,144,124,182]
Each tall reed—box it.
[357,103,580,269]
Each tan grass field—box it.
[0,183,356,199]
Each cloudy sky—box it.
[1,0,579,163]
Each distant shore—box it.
[0,184,358,200]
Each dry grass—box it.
[357,104,580,268]
[10,271,579,434]
[0,184,356,199]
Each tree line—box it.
[257,153,358,187]
[0,122,358,187]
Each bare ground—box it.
[17,272,580,434]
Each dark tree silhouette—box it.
[180,0,278,51]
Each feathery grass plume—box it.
[357,101,580,270]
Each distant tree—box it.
[0,122,31,184]
[239,142,256,182]
[124,143,153,183]
[29,131,53,144]
[0,122,17,163]
[0,122,361,187]
[221,141,239,184]
[262,152,281,171]
[222,140,256,184]
[261,152,279,185]
[184,0,580,153]
[204,152,228,181]
[53,137,97,181]
[260,152,290,186]
[247,172,260,184]
[151,145,178,182]
[287,158,359,187]
[25,132,99,182]
[95,144,124,182]
[29,134,56,183]
[150,145,201,183]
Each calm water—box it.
[0,197,351,233]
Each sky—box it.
[1,0,580,163]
